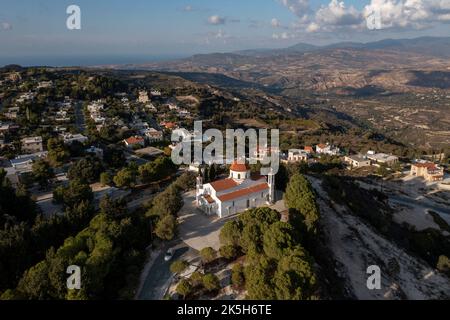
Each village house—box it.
[196,162,275,218]
[138,90,150,104]
[16,91,36,104]
[150,89,162,97]
[21,136,43,154]
[144,128,164,143]
[124,136,145,149]
[287,149,309,163]
[6,151,49,185]
[344,155,371,168]
[61,133,88,145]
[37,80,53,89]
[161,122,178,130]
[316,143,340,156]
[410,162,444,182]
[366,151,399,166]
[304,146,314,154]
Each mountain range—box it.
[106,37,450,94]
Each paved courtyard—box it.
[177,190,287,251]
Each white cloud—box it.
[271,18,282,28]
[0,22,12,31]
[208,15,226,25]
[315,0,363,28]
[279,0,450,34]
[183,5,193,12]
[272,32,294,40]
[279,0,310,15]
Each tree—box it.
[202,273,220,292]
[32,159,54,187]
[67,157,103,184]
[176,279,193,300]
[219,220,241,247]
[47,138,69,166]
[219,245,238,260]
[273,247,317,300]
[231,263,245,288]
[244,256,275,300]
[170,260,188,274]
[200,247,217,264]
[437,255,450,276]
[147,185,183,217]
[284,174,320,233]
[190,271,204,287]
[100,172,112,186]
[154,215,176,241]
[53,179,93,208]
[17,261,51,300]
[113,168,135,189]
[263,222,294,260]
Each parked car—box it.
[164,248,174,262]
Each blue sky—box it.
[1,0,449,65]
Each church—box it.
[196,162,275,218]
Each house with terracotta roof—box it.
[196,161,275,218]
[123,136,145,149]
[411,162,444,182]
[304,146,314,154]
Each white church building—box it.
[196,162,275,218]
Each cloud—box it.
[0,22,12,31]
[279,0,310,16]
[363,0,450,29]
[278,0,450,34]
[314,0,364,31]
[183,5,193,12]
[272,32,294,40]
[271,18,282,28]
[208,15,226,25]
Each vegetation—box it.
[200,247,217,264]
[284,174,320,234]
[170,260,188,274]
[219,207,318,300]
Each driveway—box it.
[177,191,233,251]
[137,241,197,300]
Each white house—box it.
[367,152,399,166]
[61,133,88,145]
[196,162,275,218]
[288,149,309,162]
[344,155,371,168]
[316,143,341,156]
[138,91,149,104]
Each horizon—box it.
[1,0,450,67]
[2,35,449,68]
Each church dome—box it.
[230,161,249,172]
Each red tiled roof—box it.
[203,195,215,204]
[162,122,177,129]
[218,183,269,202]
[317,144,327,149]
[413,162,436,169]
[125,136,144,145]
[304,146,314,152]
[230,161,249,172]
[210,178,239,192]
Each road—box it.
[137,241,197,300]
[73,101,86,133]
